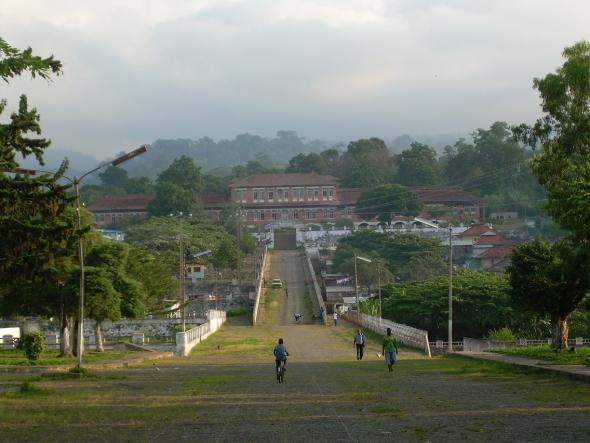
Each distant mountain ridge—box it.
[22,131,468,181]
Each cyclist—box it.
[273,338,289,379]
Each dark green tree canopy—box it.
[508,236,590,349]
[514,41,590,238]
[395,142,440,186]
[339,138,393,187]
[355,184,422,225]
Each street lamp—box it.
[354,254,372,314]
[2,145,148,367]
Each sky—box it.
[1,0,590,159]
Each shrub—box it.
[486,327,517,342]
[226,307,247,317]
[21,332,45,361]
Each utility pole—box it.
[354,253,359,314]
[179,213,186,332]
[378,264,382,326]
[448,225,453,352]
[237,203,241,286]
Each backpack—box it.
[274,344,286,360]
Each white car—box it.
[271,279,283,288]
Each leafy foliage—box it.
[395,142,440,186]
[355,184,422,225]
[148,156,204,216]
[514,41,590,239]
[507,236,590,349]
[21,331,46,361]
[339,138,393,187]
[380,270,513,340]
[334,231,445,282]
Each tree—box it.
[381,270,513,340]
[355,184,422,225]
[0,39,79,353]
[99,166,129,188]
[339,138,393,187]
[514,41,590,239]
[395,142,440,186]
[507,237,590,350]
[149,156,203,216]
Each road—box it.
[266,250,314,325]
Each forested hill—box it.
[123,131,329,179]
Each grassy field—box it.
[490,345,590,366]
[0,349,142,366]
[2,321,590,441]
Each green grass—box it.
[226,306,248,317]
[489,345,590,366]
[0,349,142,366]
[263,287,280,324]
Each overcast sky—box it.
[2,1,589,159]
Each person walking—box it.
[382,328,398,372]
[353,329,365,360]
[333,310,338,326]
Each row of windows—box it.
[236,187,335,203]
[253,208,338,221]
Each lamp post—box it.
[354,254,372,314]
[3,145,148,368]
[170,212,193,332]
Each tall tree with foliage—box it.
[508,237,590,350]
[0,39,80,350]
[148,156,204,215]
[395,142,440,186]
[514,41,590,239]
[355,184,422,225]
[339,138,393,187]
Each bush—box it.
[486,327,517,342]
[226,307,247,317]
[21,332,45,361]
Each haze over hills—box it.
[22,131,468,181]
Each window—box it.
[329,189,334,200]
[283,189,289,200]
[253,189,264,202]
[314,189,319,201]
[323,208,328,218]
[307,189,313,200]
[293,188,303,201]
[305,209,316,220]
[282,209,289,220]
[322,188,328,200]
[255,210,264,221]
[346,207,353,216]
[329,208,335,219]
[268,191,274,202]
[293,210,299,219]
[277,188,283,202]
[272,210,278,220]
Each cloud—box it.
[1,1,589,157]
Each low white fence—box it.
[175,310,226,356]
[304,250,328,325]
[346,312,431,358]
[462,337,590,352]
[252,248,268,325]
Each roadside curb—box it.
[456,351,590,383]
[0,351,174,374]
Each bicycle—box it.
[276,358,287,383]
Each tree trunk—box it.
[95,320,104,352]
[551,314,569,350]
[59,315,72,357]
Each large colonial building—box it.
[89,173,480,229]
[228,173,362,226]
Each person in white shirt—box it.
[333,311,338,326]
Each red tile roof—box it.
[460,223,497,237]
[89,194,154,212]
[477,245,514,258]
[475,235,513,246]
[413,186,479,203]
[229,173,338,188]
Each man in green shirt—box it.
[382,328,399,372]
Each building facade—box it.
[228,173,362,227]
